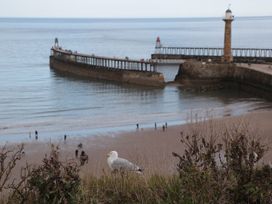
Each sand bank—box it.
[2,110,272,179]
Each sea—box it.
[0,17,272,143]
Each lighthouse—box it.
[155,36,162,54]
[54,37,59,48]
[223,8,234,63]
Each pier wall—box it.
[50,57,165,87]
[175,61,272,98]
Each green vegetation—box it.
[1,125,271,204]
[5,145,81,204]
[172,130,272,203]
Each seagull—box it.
[253,151,258,161]
[107,151,143,174]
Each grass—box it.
[81,174,183,204]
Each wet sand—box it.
[3,110,271,180]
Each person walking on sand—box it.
[155,122,157,130]
[64,134,67,141]
[80,151,88,166]
[75,149,79,158]
[78,143,83,149]
[165,122,168,129]
[136,123,139,130]
[162,125,165,132]
[35,130,38,140]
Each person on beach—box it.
[165,122,168,129]
[80,151,88,166]
[75,149,79,158]
[155,122,157,130]
[35,130,38,140]
[162,125,165,132]
[64,134,67,141]
[136,124,139,130]
[78,143,83,149]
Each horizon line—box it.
[0,15,271,19]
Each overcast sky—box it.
[0,0,271,18]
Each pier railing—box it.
[51,48,157,72]
[155,47,272,58]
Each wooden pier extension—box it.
[152,47,272,63]
[50,48,165,87]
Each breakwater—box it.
[50,48,165,87]
[175,61,272,98]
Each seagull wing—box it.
[111,158,142,172]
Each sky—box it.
[0,0,271,18]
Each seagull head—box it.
[107,151,118,160]
[253,151,258,160]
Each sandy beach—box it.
[2,109,271,181]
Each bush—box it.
[9,145,81,204]
[173,129,272,204]
[0,144,24,193]
[172,131,226,203]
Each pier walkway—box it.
[152,47,272,63]
[236,63,272,75]
[51,47,158,72]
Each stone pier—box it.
[175,61,272,98]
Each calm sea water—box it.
[0,17,272,142]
